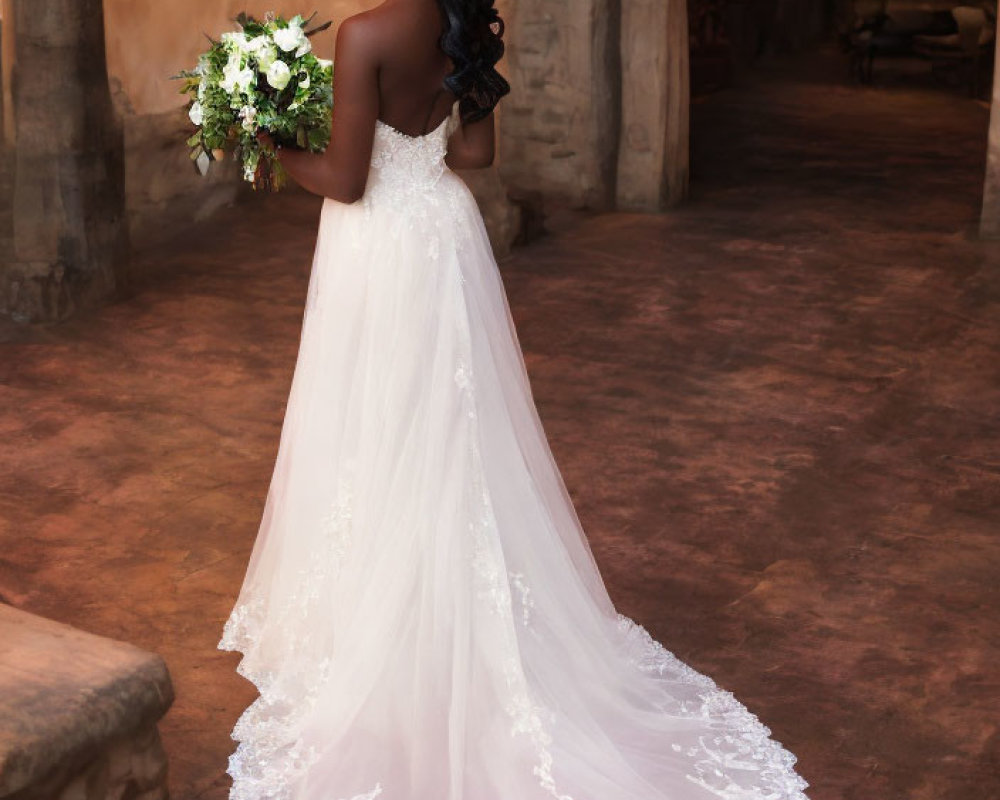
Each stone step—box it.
[0,604,174,800]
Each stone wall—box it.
[101,0,520,254]
[500,0,840,213]
[499,0,695,213]
[498,0,622,210]
[3,0,696,289]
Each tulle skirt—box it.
[219,168,810,800]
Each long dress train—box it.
[219,102,811,800]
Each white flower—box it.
[188,101,204,126]
[273,24,306,53]
[295,37,312,58]
[266,60,291,90]
[221,31,249,54]
[220,58,256,94]
[246,34,270,54]
[255,44,278,72]
[239,104,257,132]
[297,69,310,90]
[316,57,333,70]
[244,34,275,69]
[236,67,255,91]
[218,57,240,93]
[243,149,260,183]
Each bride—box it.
[218,1,811,799]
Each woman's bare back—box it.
[274,0,497,203]
[362,0,458,136]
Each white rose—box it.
[188,101,204,126]
[219,59,255,94]
[295,37,312,58]
[297,69,310,90]
[234,66,255,92]
[316,57,333,70]
[221,31,249,53]
[266,60,291,90]
[255,44,278,72]
[273,24,305,53]
[219,68,236,93]
[218,55,239,92]
[246,34,270,54]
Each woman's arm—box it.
[275,15,380,203]
[445,111,496,170]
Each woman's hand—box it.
[255,130,328,195]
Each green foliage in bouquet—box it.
[175,12,333,191]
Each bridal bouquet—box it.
[175,12,333,191]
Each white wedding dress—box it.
[219,102,811,800]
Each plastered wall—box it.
[102,2,360,116]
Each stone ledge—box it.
[0,605,174,799]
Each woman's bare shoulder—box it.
[336,2,413,51]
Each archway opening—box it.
[686,0,996,230]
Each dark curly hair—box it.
[435,0,511,123]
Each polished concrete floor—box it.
[2,49,999,800]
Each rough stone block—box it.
[127,730,167,792]
[0,604,174,800]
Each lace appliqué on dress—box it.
[218,478,358,800]
[617,615,810,800]
[345,784,383,800]
[453,275,568,800]
[362,113,473,262]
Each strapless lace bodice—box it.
[363,112,459,211]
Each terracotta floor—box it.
[2,48,999,800]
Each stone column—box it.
[498,0,621,210]
[4,0,128,322]
[981,29,1000,238]
[1,0,14,146]
[616,0,690,211]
